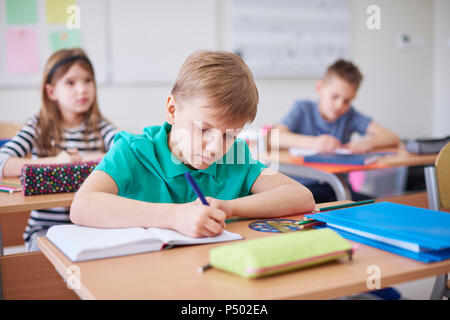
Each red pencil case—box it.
[20,160,99,196]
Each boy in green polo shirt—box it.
[70,50,315,238]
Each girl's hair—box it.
[38,48,104,156]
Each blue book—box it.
[303,153,381,165]
[306,202,450,263]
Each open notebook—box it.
[46,224,243,262]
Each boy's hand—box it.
[344,140,373,154]
[315,135,342,153]
[194,197,234,219]
[173,202,227,238]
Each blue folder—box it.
[303,152,393,165]
[306,202,450,263]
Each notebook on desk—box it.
[289,147,351,157]
[47,224,243,262]
[305,202,450,263]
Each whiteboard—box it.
[0,0,350,86]
[109,0,218,84]
[230,0,350,78]
[0,0,108,86]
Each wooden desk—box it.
[0,179,76,299]
[37,201,450,300]
[0,178,74,215]
[262,145,437,201]
[0,178,74,252]
[0,252,79,300]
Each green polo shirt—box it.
[94,122,266,203]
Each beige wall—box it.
[0,0,445,138]
[352,0,434,138]
[433,0,450,137]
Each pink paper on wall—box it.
[6,27,39,75]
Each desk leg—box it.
[424,166,440,211]
[430,274,449,300]
[277,162,350,201]
[336,173,352,201]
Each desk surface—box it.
[0,178,74,214]
[1,145,435,214]
[37,201,450,300]
[265,145,437,174]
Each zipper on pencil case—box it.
[245,245,356,276]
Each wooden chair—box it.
[0,122,21,139]
[424,142,450,300]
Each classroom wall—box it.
[351,0,434,139]
[433,0,450,137]
[0,0,445,139]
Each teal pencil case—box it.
[209,228,354,279]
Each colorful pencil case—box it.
[209,228,354,279]
[20,160,99,196]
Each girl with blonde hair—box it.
[0,48,118,251]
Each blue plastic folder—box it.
[306,202,450,263]
[303,152,390,165]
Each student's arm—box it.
[344,121,400,154]
[1,150,82,177]
[70,170,226,238]
[203,168,315,219]
[0,117,88,177]
[272,124,342,152]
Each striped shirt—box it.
[0,115,118,245]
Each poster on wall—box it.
[0,0,107,86]
[231,0,350,78]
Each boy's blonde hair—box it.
[324,59,363,90]
[171,50,258,125]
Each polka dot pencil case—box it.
[20,160,99,196]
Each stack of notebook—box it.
[305,202,450,263]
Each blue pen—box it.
[184,171,210,205]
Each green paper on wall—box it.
[46,0,76,24]
[49,30,81,52]
[6,0,38,24]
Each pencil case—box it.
[209,228,354,279]
[20,160,99,196]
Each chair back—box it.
[435,142,450,210]
[0,122,21,139]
